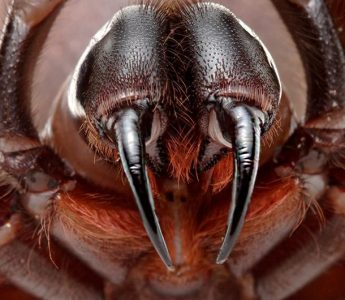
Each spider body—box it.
[0,0,344,299]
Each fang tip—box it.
[216,104,263,264]
[114,107,173,269]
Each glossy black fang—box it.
[216,104,264,264]
[113,107,173,269]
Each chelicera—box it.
[0,0,344,299]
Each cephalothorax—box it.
[0,0,344,299]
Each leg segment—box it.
[0,2,101,298]
[250,1,345,297]
[271,0,345,123]
[0,215,104,300]
[255,186,345,300]
[0,0,67,142]
[0,0,70,179]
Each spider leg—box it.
[21,190,129,285]
[0,1,104,298]
[272,0,345,165]
[0,0,70,178]
[271,0,345,123]
[0,0,66,145]
[0,215,103,300]
[250,0,345,298]
[256,186,345,300]
[0,0,74,203]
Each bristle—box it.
[57,188,151,254]
[210,155,234,194]
[142,0,198,14]
[293,174,325,232]
[82,117,119,163]
[166,126,202,182]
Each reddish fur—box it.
[166,127,202,182]
[56,188,151,254]
[54,163,305,277]
[210,155,234,194]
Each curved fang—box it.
[114,108,173,269]
[216,104,264,264]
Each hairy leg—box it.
[252,1,345,298]
[0,215,103,299]
[0,1,105,298]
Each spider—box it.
[0,0,344,299]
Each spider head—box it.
[67,3,282,268]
